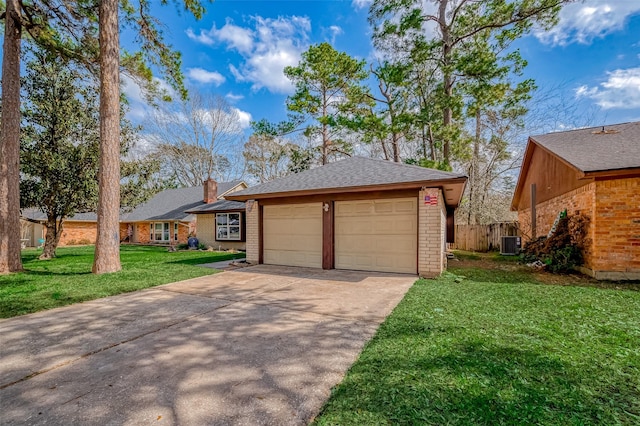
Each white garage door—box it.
[335,198,417,274]
[263,203,322,268]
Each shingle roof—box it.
[185,199,246,214]
[22,181,245,223]
[226,157,466,199]
[22,208,98,222]
[531,121,640,173]
[123,180,244,222]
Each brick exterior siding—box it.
[245,201,260,263]
[518,177,640,280]
[418,188,446,277]
[592,177,640,278]
[58,222,98,246]
[518,182,596,270]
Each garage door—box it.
[263,203,322,268]
[335,198,417,274]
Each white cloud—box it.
[352,0,372,10]
[536,1,640,46]
[575,67,640,109]
[225,92,244,102]
[326,25,343,44]
[187,15,312,94]
[185,28,215,46]
[121,75,178,121]
[187,18,255,54]
[186,68,226,85]
[233,108,252,129]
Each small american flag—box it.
[424,194,438,205]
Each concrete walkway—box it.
[0,265,415,425]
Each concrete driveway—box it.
[0,265,415,425]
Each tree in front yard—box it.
[20,51,101,260]
[20,49,158,259]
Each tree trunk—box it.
[467,108,481,225]
[439,0,452,165]
[40,217,63,260]
[93,0,122,274]
[321,91,328,165]
[0,0,24,273]
[473,108,482,225]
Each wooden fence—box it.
[453,222,519,252]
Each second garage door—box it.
[335,198,417,274]
[263,203,322,268]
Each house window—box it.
[151,222,170,242]
[216,213,241,241]
[174,222,179,241]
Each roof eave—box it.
[582,168,640,179]
[185,208,246,214]
[226,177,468,206]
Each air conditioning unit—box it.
[501,236,521,255]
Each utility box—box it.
[501,236,521,255]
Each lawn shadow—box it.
[318,331,639,424]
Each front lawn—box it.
[0,245,245,318]
[315,256,640,425]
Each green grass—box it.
[0,245,245,318]
[315,266,640,425]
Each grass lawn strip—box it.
[315,262,640,425]
[0,245,245,318]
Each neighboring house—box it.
[226,157,467,277]
[185,199,247,251]
[21,210,99,247]
[19,218,45,248]
[121,179,247,246]
[511,121,640,280]
[20,179,247,248]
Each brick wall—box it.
[418,188,446,278]
[518,178,640,279]
[135,222,151,244]
[592,177,640,278]
[518,182,595,270]
[58,221,98,246]
[245,201,259,263]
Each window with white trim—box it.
[216,213,241,241]
[150,222,171,242]
[174,222,179,241]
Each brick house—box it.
[121,179,246,246]
[226,157,467,277]
[21,180,247,247]
[511,121,640,280]
[20,211,100,247]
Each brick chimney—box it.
[203,179,218,204]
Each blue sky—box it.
[127,0,640,137]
